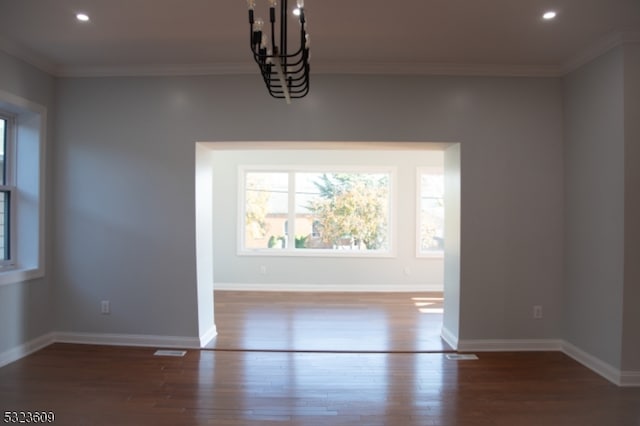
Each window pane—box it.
[244,172,289,249]
[0,117,8,262]
[0,191,8,261]
[0,117,5,186]
[420,173,444,253]
[294,172,323,249]
[300,172,390,251]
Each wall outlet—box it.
[101,300,110,315]
[533,305,543,319]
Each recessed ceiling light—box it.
[542,11,557,20]
[76,13,90,22]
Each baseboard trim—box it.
[440,326,458,350]
[213,282,444,292]
[54,332,201,349]
[1,331,206,369]
[452,338,640,387]
[199,324,218,347]
[619,371,640,387]
[3,334,639,387]
[457,338,564,352]
[0,332,56,369]
[560,340,637,386]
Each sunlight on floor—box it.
[412,296,444,314]
[210,291,450,351]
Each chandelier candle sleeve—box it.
[248,0,310,103]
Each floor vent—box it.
[446,354,479,361]
[154,350,187,357]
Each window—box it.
[240,167,394,256]
[418,167,444,256]
[0,89,46,285]
[0,113,14,267]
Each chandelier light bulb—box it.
[293,8,301,16]
[542,11,557,20]
[247,0,256,10]
[254,18,264,31]
[269,0,277,7]
[296,0,304,8]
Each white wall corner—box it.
[199,324,218,347]
[0,332,56,368]
[54,332,201,349]
[440,326,458,350]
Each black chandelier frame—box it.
[248,0,310,102]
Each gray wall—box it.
[0,51,55,354]
[4,39,640,377]
[622,44,640,372]
[562,47,625,368]
[54,73,564,341]
[563,45,635,370]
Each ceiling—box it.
[0,0,639,77]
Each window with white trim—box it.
[418,167,444,256]
[0,90,46,285]
[0,113,14,268]
[240,167,394,256]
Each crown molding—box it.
[57,61,562,78]
[312,61,562,77]
[0,35,58,75]
[561,29,640,75]
[3,30,639,79]
[56,62,256,78]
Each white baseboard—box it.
[199,324,218,347]
[1,330,211,369]
[560,340,640,387]
[0,332,56,369]
[54,332,201,349]
[453,338,640,387]
[214,282,444,292]
[3,334,639,387]
[619,370,640,387]
[457,338,563,352]
[440,326,458,350]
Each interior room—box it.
[1,0,639,424]
[202,144,450,352]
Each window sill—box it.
[0,267,44,286]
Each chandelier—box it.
[247,0,310,103]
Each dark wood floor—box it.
[207,291,450,352]
[2,344,639,425]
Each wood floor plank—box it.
[2,292,639,424]
[1,344,640,425]
[207,291,450,352]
